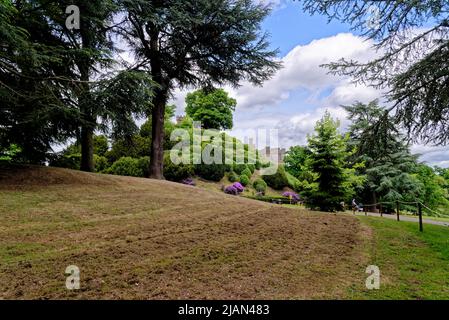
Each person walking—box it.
[352,198,358,214]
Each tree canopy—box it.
[185,89,236,130]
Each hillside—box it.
[0,165,370,299]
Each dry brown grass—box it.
[0,165,369,299]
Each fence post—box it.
[380,204,383,217]
[396,200,400,221]
[418,202,423,232]
[364,205,367,216]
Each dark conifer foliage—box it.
[302,0,449,145]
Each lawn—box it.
[1,165,448,300]
[0,165,368,299]
[348,217,449,299]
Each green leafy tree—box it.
[305,112,361,212]
[302,0,449,145]
[185,89,236,130]
[120,0,281,178]
[284,146,312,181]
[414,164,449,211]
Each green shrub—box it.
[247,164,256,174]
[239,174,250,186]
[241,168,252,179]
[50,153,81,170]
[94,155,109,173]
[285,171,301,191]
[0,144,21,163]
[195,163,226,181]
[163,153,194,181]
[108,157,144,177]
[253,178,267,193]
[137,156,151,177]
[244,195,290,203]
[262,165,289,190]
[228,171,238,183]
[233,164,248,175]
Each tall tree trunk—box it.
[371,191,378,213]
[79,30,94,172]
[80,124,94,172]
[149,89,167,179]
[78,76,94,172]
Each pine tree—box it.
[344,101,421,208]
[305,112,356,212]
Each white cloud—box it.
[323,80,381,107]
[168,32,449,167]
[170,33,380,113]
[276,106,350,147]
[411,145,449,168]
[231,33,378,109]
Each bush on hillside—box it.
[233,164,248,175]
[163,154,194,181]
[247,164,256,174]
[107,157,144,177]
[232,182,244,193]
[224,185,239,195]
[195,163,227,181]
[285,171,301,191]
[137,156,151,177]
[239,174,250,186]
[228,171,238,183]
[241,168,252,179]
[94,155,109,173]
[262,165,290,190]
[282,191,301,204]
[253,178,267,193]
[50,153,81,170]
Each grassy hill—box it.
[0,165,368,299]
[1,165,448,299]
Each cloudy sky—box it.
[168,1,449,167]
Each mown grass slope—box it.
[0,165,368,299]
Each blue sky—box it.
[170,1,449,167]
[262,2,352,55]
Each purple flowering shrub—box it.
[282,191,300,204]
[181,178,195,186]
[232,182,244,193]
[224,185,239,195]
